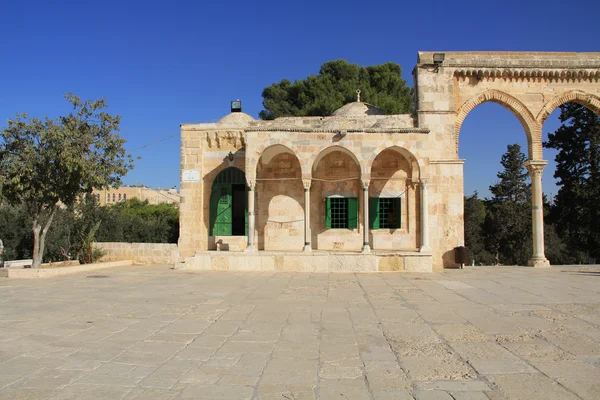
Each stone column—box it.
[420,180,431,253]
[246,180,257,253]
[525,161,550,267]
[362,179,371,254]
[303,179,312,252]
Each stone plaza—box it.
[0,265,600,399]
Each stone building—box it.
[177,52,600,272]
[93,186,180,206]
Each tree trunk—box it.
[31,206,57,269]
[31,217,42,269]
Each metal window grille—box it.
[330,198,348,229]
[379,198,399,229]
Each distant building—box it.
[92,186,180,206]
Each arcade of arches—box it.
[178,51,600,272]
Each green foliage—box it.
[0,94,133,268]
[0,196,179,263]
[259,60,413,119]
[96,198,179,243]
[0,203,33,260]
[463,192,495,265]
[544,103,600,262]
[484,144,532,266]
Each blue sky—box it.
[1,0,598,199]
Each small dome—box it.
[332,102,385,117]
[218,112,254,127]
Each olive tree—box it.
[0,94,133,268]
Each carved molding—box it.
[524,160,547,177]
[454,69,600,82]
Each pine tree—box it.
[484,144,532,265]
[464,192,494,265]
[544,103,600,262]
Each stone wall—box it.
[95,242,179,265]
[179,251,432,273]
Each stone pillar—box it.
[420,180,431,253]
[303,179,312,252]
[362,179,371,254]
[246,180,257,253]
[525,161,550,267]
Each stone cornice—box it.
[244,127,429,134]
[453,68,600,81]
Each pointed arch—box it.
[367,145,422,181]
[455,89,540,159]
[537,90,600,125]
[246,138,307,180]
[310,145,362,175]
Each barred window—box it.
[325,197,358,229]
[370,197,401,229]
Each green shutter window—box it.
[325,197,331,229]
[369,197,379,229]
[347,197,358,229]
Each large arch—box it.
[255,144,304,251]
[310,145,363,251]
[537,90,600,124]
[455,89,540,159]
[369,147,420,250]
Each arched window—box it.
[210,167,247,236]
[112,193,115,202]
[118,193,121,201]
[106,194,110,202]
[123,193,127,200]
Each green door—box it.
[210,184,232,236]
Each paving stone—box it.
[414,390,454,399]
[176,383,253,399]
[414,380,491,391]
[2,266,600,399]
[556,378,600,400]
[487,373,580,399]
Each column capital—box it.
[247,179,256,189]
[420,179,428,189]
[361,179,370,189]
[302,179,312,190]
[524,160,548,176]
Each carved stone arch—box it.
[367,144,423,181]
[248,139,307,181]
[310,144,364,176]
[455,89,540,159]
[537,90,600,125]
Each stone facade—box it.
[92,186,180,206]
[178,52,600,271]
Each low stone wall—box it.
[177,251,432,272]
[0,260,133,279]
[95,242,179,265]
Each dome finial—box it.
[356,89,361,102]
